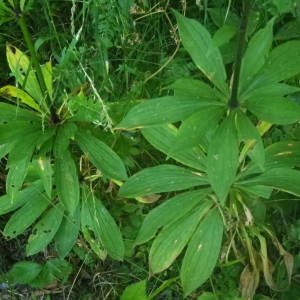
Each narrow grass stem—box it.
[228,0,251,109]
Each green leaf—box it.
[116,96,222,129]
[236,111,265,170]
[239,168,300,197]
[0,121,40,144]
[150,200,213,274]
[207,116,239,202]
[6,43,44,103]
[41,61,53,101]
[245,96,300,125]
[119,165,207,198]
[54,150,80,214]
[36,157,53,198]
[169,78,219,100]
[142,124,206,171]
[4,193,49,239]
[265,141,300,169]
[30,258,72,288]
[6,156,30,199]
[181,208,224,296]
[121,280,148,300]
[135,189,211,245]
[0,2,13,25]
[55,205,80,258]
[173,10,228,95]
[4,261,42,284]
[241,83,300,102]
[0,181,44,215]
[81,187,124,260]
[213,24,237,48]
[76,129,127,181]
[249,41,300,88]
[26,204,64,256]
[239,18,274,94]
[0,85,42,112]
[197,292,219,300]
[173,106,224,150]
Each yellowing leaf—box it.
[0,85,42,112]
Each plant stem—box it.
[228,0,251,109]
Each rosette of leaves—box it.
[0,22,127,263]
[116,10,300,297]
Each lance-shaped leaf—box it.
[142,124,206,171]
[119,165,207,198]
[238,168,300,197]
[121,280,148,300]
[245,96,300,125]
[116,96,222,129]
[252,40,300,85]
[169,78,219,100]
[4,193,49,239]
[207,116,239,203]
[6,43,44,103]
[76,129,127,181]
[181,208,224,296]
[173,10,228,95]
[0,181,44,216]
[54,149,80,214]
[0,85,42,112]
[3,261,42,285]
[26,204,64,256]
[81,187,124,260]
[36,157,53,198]
[236,111,265,170]
[150,200,213,274]
[239,18,274,94]
[240,83,300,102]
[55,205,80,258]
[173,105,225,151]
[135,189,211,245]
[0,102,41,123]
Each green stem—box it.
[228,0,251,110]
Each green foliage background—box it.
[0,0,300,299]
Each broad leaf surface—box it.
[239,18,274,94]
[54,205,80,258]
[142,125,206,171]
[173,10,228,95]
[81,188,124,260]
[121,280,148,300]
[245,96,300,125]
[0,102,41,123]
[26,204,64,256]
[207,116,239,202]
[246,40,300,93]
[0,181,44,216]
[150,200,213,274]
[239,168,300,197]
[236,111,265,170]
[181,208,224,296]
[54,150,80,214]
[4,193,49,239]
[135,189,211,245]
[4,261,42,285]
[76,129,127,181]
[116,96,222,129]
[174,106,224,150]
[119,165,207,198]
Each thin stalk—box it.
[228,0,251,109]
